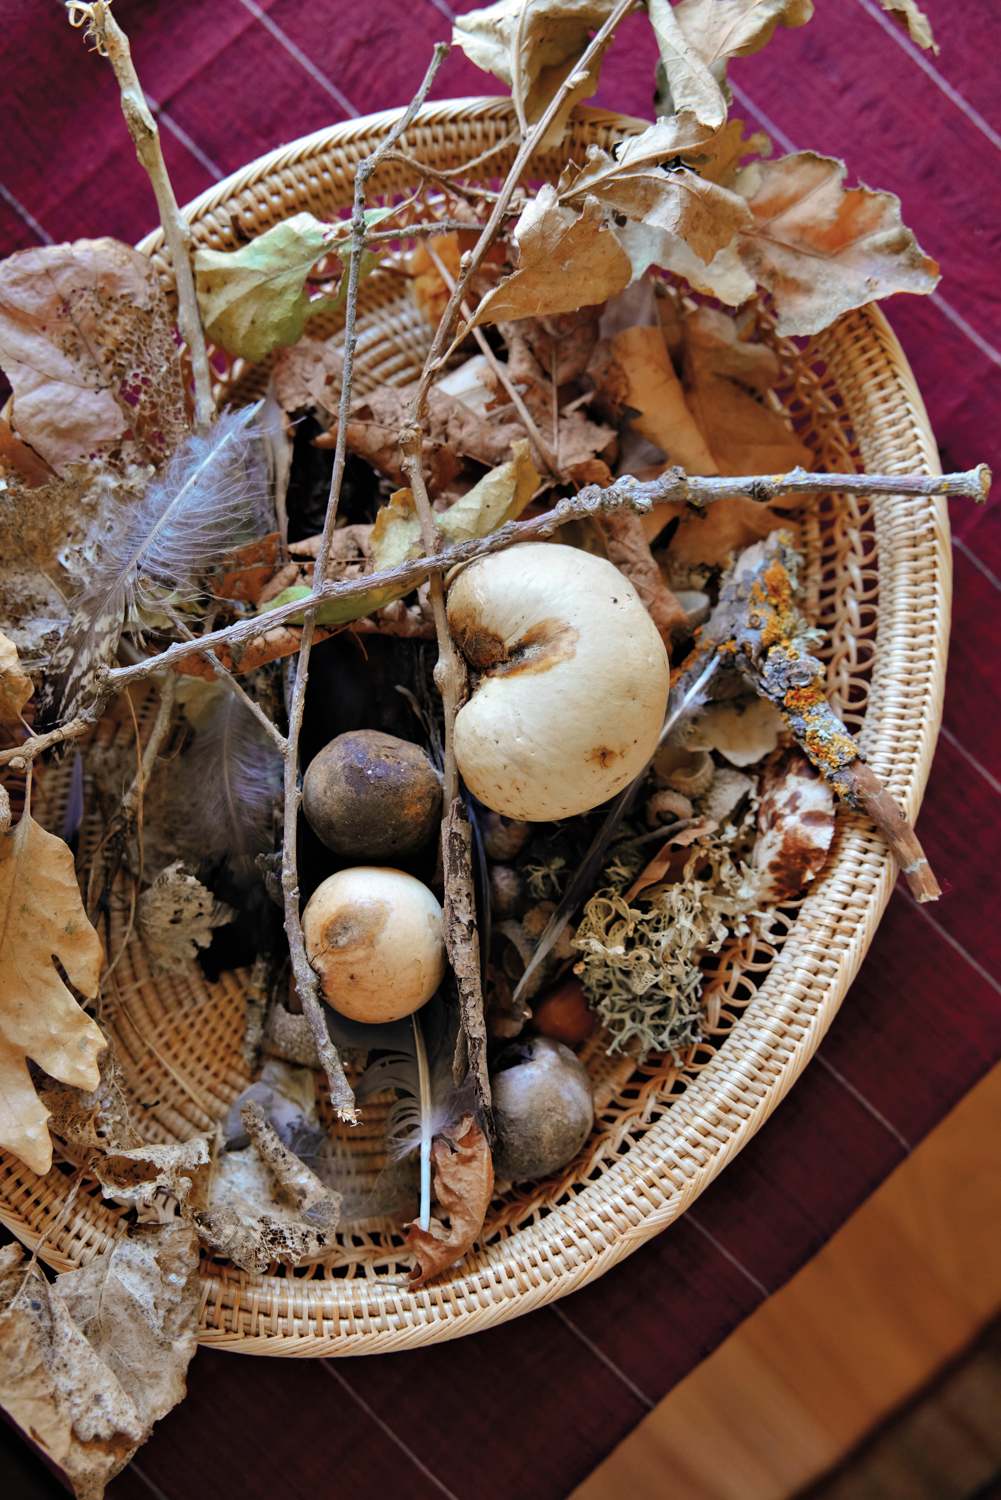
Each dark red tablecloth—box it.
[2,2,1000,1497]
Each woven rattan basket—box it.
[0,100,948,1356]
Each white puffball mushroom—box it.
[302,867,445,1024]
[448,543,670,821]
[491,1036,594,1181]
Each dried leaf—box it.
[0,416,55,488]
[472,188,632,328]
[453,0,620,148]
[0,1223,199,1500]
[611,325,718,474]
[214,531,283,603]
[602,510,688,648]
[196,1102,341,1273]
[341,384,525,487]
[734,152,940,336]
[623,817,719,903]
[136,861,235,977]
[0,629,32,731]
[649,0,814,128]
[271,339,344,412]
[36,1033,139,1155]
[92,1138,212,1211]
[748,747,835,903]
[437,440,540,542]
[406,1113,494,1287]
[0,801,105,1175]
[195,211,386,362]
[0,239,186,474]
[880,0,937,51]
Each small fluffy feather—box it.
[40,406,268,727]
[185,689,283,885]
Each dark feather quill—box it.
[39,404,268,728]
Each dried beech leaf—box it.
[196,213,338,361]
[649,0,814,128]
[881,0,936,51]
[472,188,631,328]
[0,802,105,1175]
[611,325,718,474]
[137,861,235,977]
[341,384,525,487]
[0,239,186,474]
[0,629,32,730]
[734,152,940,336]
[271,339,344,412]
[453,0,619,148]
[437,440,540,542]
[406,1113,494,1287]
[196,1102,341,1273]
[0,1223,199,1500]
[749,747,835,903]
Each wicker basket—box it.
[0,100,948,1356]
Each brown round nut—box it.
[491,1035,594,1181]
[302,730,441,861]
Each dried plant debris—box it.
[36,1033,139,1156]
[91,1137,212,1214]
[406,1113,494,1288]
[137,861,236,976]
[198,1103,342,1273]
[748,748,835,904]
[0,1223,199,1500]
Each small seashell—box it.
[664,749,714,797]
[646,789,693,826]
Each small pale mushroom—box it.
[448,543,670,821]
[302,866,445,1023]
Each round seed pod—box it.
[302,730,441,861]
[302,866,445,1024]
[491,1035,594,1181]
[448,543,669,822]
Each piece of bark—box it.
[442,798,492,1123]
[602,509,689,649]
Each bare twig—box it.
[66,2,215,433]
[277,43,451,1124]
[0,716,92,768]
[170,613,288,752]
[100,462,991,694]
[844,761,941,903]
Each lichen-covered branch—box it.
[66,1,216,433]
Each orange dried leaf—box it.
[611,325,718,475]
[0,631,32,732]
[406,1113,494,1287]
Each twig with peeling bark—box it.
[277,44,450,1124]
[96,462,990,695]
[66,1,215,433]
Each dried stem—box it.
[277,43,450,1124]
[170,614,288,752]
[100,462,990,694]
[844,761,941,902]
[66,2,215,433]
[0,716,92,769]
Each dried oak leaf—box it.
[0,1222,199,1500]
[0,800,105,1175]
[136,861,235,977]
[453,0,620,148]
[406,1113,494,1287]
[472,187,632,328]
[880,0,937,51]
[749,747,835,904]
[734,152,940,336]
[0,629,32,731]
[649,0,814,129]
[0,239,186,474]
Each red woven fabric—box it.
[2,2,1000,1496]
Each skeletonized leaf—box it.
[0,630,32,731]
[649,0,814,128]
[0,801,105,1175]
[90,1137,211,1211]
[734,152,940,335]
[880,0,937,51]
[0,239,187,474]
[136,861,235,977]
[453,0,619,148]
[406,1113,494,1287]
[471,188,631,328]
[0,1223,199,1500]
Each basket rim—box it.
[1,100,950,1356]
